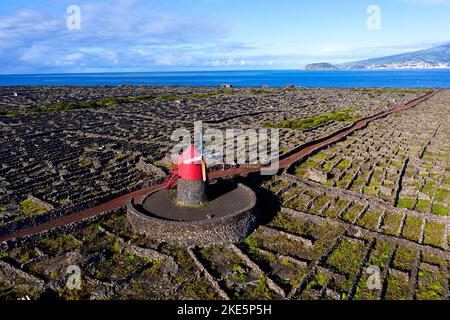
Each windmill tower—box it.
[176,144,207,207]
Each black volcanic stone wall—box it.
[127,184,259,246]
[176,179,207,207]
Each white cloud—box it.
[0,0,238,73]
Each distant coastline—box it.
[302,43,450,71]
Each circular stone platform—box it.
[126,182,258,246]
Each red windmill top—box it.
[163,144,207,189]
[178,144,203,181]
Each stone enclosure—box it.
[126,183,258,246]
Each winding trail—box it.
[0,90,437,243]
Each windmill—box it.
[164,132,220,190]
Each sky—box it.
[0,0,450,74]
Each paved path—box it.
[0,90,437,243]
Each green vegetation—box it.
[416,268,445,300]
[326,239,366,275]
[271,212,308,236]
[19,198,48,218]
[444,176,450,185]
[279,187,299,203]
[358,210,382,231]
[250,276,274,300]
[422,180,436,196]
[355,88,432,95]
[435,189,450,203]
[367,241,393,269]
[336,159,351,170]
[269,180,289,193]
[421,252,445,267]
[78,159,91,168]
[177,276,219,300]
[39,235,80,255]
[342,203,365,223]
[302,272,330,298]
[264,107,361,131]
[414,199,430,213]
[231,264,249,282]
[10,245,39,263]
[397,198,415,210]
[158,90,233,101]
[423,221,446,249]
[324,199,349,218]
[401,215,423,242]
[431,204,449,216]
[285,196,309,213]
[241,238,276,269]
[385,273,410,300]
[336,173,353,188]
[100,212,132,239]
[294,159,321,177]
[353,241,391,300]
[308,195,332,214]
[277,257,308,288]
[157,94,181,101]
[4,112,21,118]
[250,89,276,95]
[94,252,145,282]
[382,212,403,236]
[4,95,157,117]
[392,246,417,271]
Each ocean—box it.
[1,69,450,88]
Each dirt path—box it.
[0,90,437,243]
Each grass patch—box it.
[250,276,275,300]
[19,198,48,218]
[401,215,423,242]
[5,112,21,118]
[367,240,393,269]
[231,264,249,282]
[385,272,410,300]
[342,203,365,223]
[337,173,353,188]
[358,210,381,231]
[416,267,445,300]
[336,159,351,170]
[382,213,403,236]
[39,235,80,255]
[308,195,332,214]
[392,246,417,271]
[157,94,181,101]
[422,180,436,196]
[8,95,157,117]
[265,107,361,131]
[414,199,430,213]
[423,221,446,249]
[421,252,445,267]
[78,159,92,168]
[250,88,276,95]
[323,199,349,218]
[326,239,366,275]
[435,189,449,203]
[93,252,146,282]
[397,198,415,210]
[431,204,448,216]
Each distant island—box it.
[304,63,339,71]
[303,43,450,70]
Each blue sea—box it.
[1,69,450,88]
